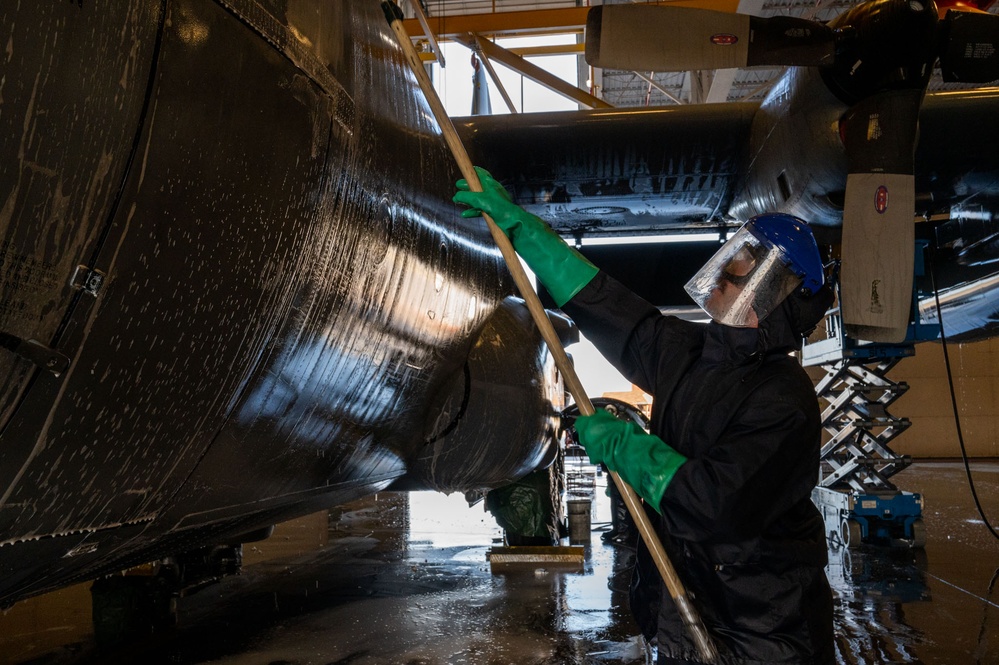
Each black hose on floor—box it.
[927,245,999,542]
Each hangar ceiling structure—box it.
[402,0,999,108]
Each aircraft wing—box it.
[457,103,757,238]
[457,88,999,317]
[460,88,999,238]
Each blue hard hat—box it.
[743,213,825,296]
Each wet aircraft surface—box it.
[1,459,996,665]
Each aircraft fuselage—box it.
[0,0,563,606]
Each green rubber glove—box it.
[453,166,598,307]
[574,409,687,514]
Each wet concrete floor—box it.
[1,459,997,665]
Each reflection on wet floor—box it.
[831,462,999,664]
[1,460,997,664]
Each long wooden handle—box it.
[382,3,717,661]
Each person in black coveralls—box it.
[455,167,836,665]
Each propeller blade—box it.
[584,5,836,72]
[838,90,922,343]
[939,9,999,83]
[840,173,915,343]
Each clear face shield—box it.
[684,224,805,327]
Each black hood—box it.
[760,283,835,353]
[700,283,835,364]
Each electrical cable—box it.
[927,245,999,542]
[975,567,999,659]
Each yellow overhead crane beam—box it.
[403,1,741,54]
[401,1,741,110]
[456,33,612,109]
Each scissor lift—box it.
[802,259,938,548]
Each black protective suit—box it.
[563,271,835,665]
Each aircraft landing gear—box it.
[90,527,272,646]
[91,570,179,647]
